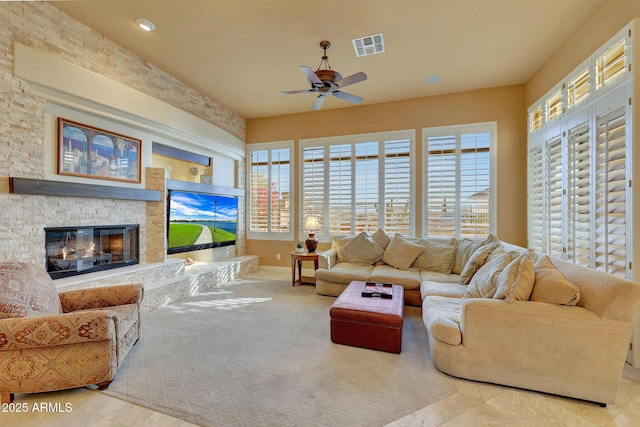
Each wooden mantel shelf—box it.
[9,177,162,201]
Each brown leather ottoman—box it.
[330,281,404,353]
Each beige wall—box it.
[247,85,527,267]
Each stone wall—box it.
[0,3,246,271]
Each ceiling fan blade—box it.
[279,89,314,95]
[332,91,363,105]
[312,95,326,110]
[300,66,323,87]
[336,72,367,88]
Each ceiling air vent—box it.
[352,34,385,57]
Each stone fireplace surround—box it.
[9,169,257,312]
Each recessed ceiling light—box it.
[136,18,155,32]
[352,34,385,57]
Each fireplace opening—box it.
[45,224,139,279]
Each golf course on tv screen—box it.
[167,190,238,254]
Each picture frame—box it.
[58,118,142,183]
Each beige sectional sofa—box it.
[315,230,640,405]
[316,230,490,306]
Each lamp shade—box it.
[303,215,319,232]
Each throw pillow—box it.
[451,239,485,274]
[459,242,501,284]
[0,262,63,318]
[332,235,355,263]
[382,234,424,270]
[412,239,456,274]
[494,249,537,302]
[371,228,391,250]
[464,252,515,298]
[530,255,580,305]
[341,232,384,265]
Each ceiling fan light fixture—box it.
[352,34,384,57]
[136,18,155,32]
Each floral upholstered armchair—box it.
[0,262,143,403]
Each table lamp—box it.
[303,215,320,252]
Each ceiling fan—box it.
[279,40,368,111]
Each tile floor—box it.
[2,266,640,427]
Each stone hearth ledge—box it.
[52,255,260,312]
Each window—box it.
[567,68,590,108]
[247,141,293,240]
[423,123,495,239]
[546,90,563,122]
[596,38,626,90]
[594,106,627,276]
[529,105,543,132]
[527,90,630,278]
[527,143,543,252]
[300,130,414,241]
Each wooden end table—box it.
[291,250,321,286]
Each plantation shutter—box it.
[302,146,325,235]
[594,106,627,276]
[566,123,590,266]
[459,132,491,238]
[567,68,590,109]
[249,150,269,232]
[383,139,411,234]
[426,134,457,238]
[270,148,291,233]
[425,127,492,239]
[545,136,563,258]
[354,142,379,233]
[301,130,415,240]
[248,144,293,238]
[328,144,353,235]
[527,144,543,252]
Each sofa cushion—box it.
[315,263,374,284]
[420,281,467,299]
[370,265,421,290]
[420,270,461,283]
[459,242,501,284]
[371,228,391,250]
[450,234,499,274]
[530,255,580,305]
[464,252,515,299]
[383,234,424,270]
[0,262,63,318]
[422,296,462,345]
[494,249,536,302]
[341,232,384,265]
[413,239,456,274]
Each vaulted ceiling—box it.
[52,0,604,119]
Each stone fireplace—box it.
[45,224,139,279]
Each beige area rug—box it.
[99,278,458,426]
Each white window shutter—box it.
[426,134,457,238]
[302,146,325,237]
[354,141,379,233]
[383,139,411,235]
[528,144,543,252]
[249,150,269,233]
[545,136,563,258]
[566,122,590,266]
[594,106,627,276]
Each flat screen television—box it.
[167,190,238,254]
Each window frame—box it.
[246,140,294,241]
[299,129,416,242]
[422,122,497,239]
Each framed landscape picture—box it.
[58,118,142,183]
